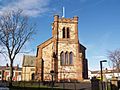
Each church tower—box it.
[52,15,86,81]
[35,15,88,81]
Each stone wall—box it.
[22,66,35,81]
[58,42,78,80]
[58,23,76,39]
[42,42,53,80]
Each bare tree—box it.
[0,10,35,86]
[107,49,120,77]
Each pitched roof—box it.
[37,37,53,47]
[22,55,36,67]
[0,66,22,70]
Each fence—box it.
[91,77,120,90]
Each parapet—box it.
[53,15,78,23]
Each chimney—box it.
[17,64,19,69]
[6,63,9,67]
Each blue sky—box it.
[0,0,120,71]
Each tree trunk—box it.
[9,60,13,87]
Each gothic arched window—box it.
[69,52,73,65]
[65,51,69,65]
[31,73,35,80]
[67,27,70,38]
[62,27,65,38]
[60,51,64,65]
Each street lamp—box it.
[50,70,55,90]
[100,60,107,90]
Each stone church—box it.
[35,15,88,82]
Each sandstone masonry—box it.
[35,15,88,82]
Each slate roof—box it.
[0,66,22,71]
[37,37,53,47]
[22,55,36,67]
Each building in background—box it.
[0,64,22,81]
[35,15,88,82]
[89,69,120,80]
[22,55,36,81]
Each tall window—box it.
[62,27,65,38]
[67,27,70,38]
[65,52,69,65]
[62,27,70,38]
[69,52,73,65]
[60,51,64,65]
[60,51,73,66]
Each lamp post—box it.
[100,60,107,90]
[50,70,55,90]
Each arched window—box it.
[65,52,69,65]
[62,27,65,38]
[31,73,35,80]
[69,52,73,65]
[67,27,70,38]
[60,51,64,65]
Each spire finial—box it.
[62,7,65,18]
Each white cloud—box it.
[0,0,50,17]
[0,45,8,66]
[0,54,8,66]
[13,53,24,67]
